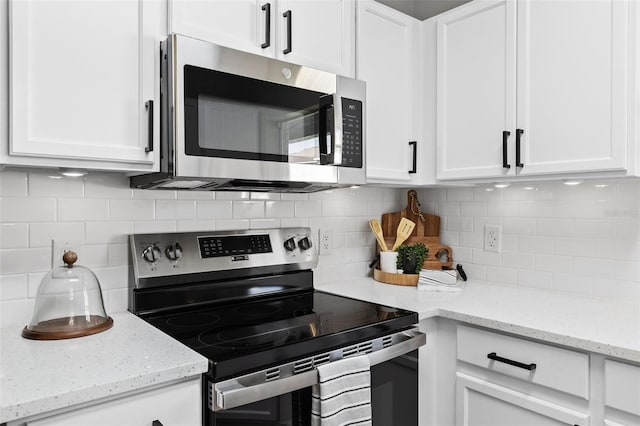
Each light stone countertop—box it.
[0,311,208,424]
[315,278,640,363]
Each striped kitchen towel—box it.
[311,355,372,426]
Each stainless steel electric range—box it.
[129,228,425,425]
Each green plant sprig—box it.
[396,243,429,274]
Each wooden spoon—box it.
[391,218,416,251]
[369,219,389,251]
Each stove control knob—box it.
[142,244,161,263]
[297,236,312,251]
[165,243,183,261]
[283,237,297,252]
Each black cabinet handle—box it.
[261,3,271,48]
[283,10,292,54]
[487,352,536,371]
[516,128,524,168]
[502,130,511,169]
[409,141,417,174]
[145,100,154,153]
[152,421,163,426]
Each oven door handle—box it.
[212,329,425,411]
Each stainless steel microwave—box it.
[130,34,366,192]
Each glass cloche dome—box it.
[22,251,113,340]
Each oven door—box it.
[168,34,365,186]
[207,328,424,426]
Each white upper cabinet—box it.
[169,0,355,77]
[436,0,631,181]
[436,0,516,180]
[6,0,161,171]
[357,0,420,183]
[516,0,628,176]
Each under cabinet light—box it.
[493,183,510,188]
[59,168,88,177]
[563,179,583,186]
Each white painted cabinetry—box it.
[357,0,421,183]
[436,0,631,180]
[169,0,355,77]
[604,360,640,426]
[21,379,201,426]
[455,325,590,426]
[5,0,162,172]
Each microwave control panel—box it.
[341,98,363,168]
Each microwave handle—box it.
[318,94,343,166]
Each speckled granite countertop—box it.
[0,311,208,424]
[316,279,640,363]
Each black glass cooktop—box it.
[142,290,417,380]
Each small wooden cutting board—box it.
[381,190,440,238]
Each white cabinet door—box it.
[277,0,355,77]
[169,0,272,57]
[27,379,201,426]
[436,0,517,180]
[516,0,629,175]
[358,1,419,182]
[8,0,157,170]
[456,373,589,426]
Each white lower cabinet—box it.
[23,378,201,426]
[604,360,640,426]
[456,373,588,426]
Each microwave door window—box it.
[184,65,324,165]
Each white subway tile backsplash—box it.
[450,246,472,263]
[519,200,555,218]
[29,222,84,248]
[0,274,28,300]
[0,171,28,197]
[233,201,265,219]
[265,201,294,218]
[58,198,109,221]
[0,298,35,329]
[519,235,554,254]
[28,272,46,298]
[84,173,132,198]
[615,261,640,282]
[197,200,233,219]
[280,218,310,228]
[110,199,155,221]
[177,191,215,200]
[0,248,51,274]
[250,219,281,229]
[0,223,29,248]
[439,231,459,246]
[536,218,574,237]
[446,187,474,201]
[133,189,176,200]
[29,173,84,198]
[215,219,250,231]
[155,200,196,220]
[460,202,487,217]
[552,273,594,296]
[134,221,177,234]
[177,219,215,232]
[501,251,535,270]
[472,249,501,266]
[295,201,322,217]
[616,219,640,240]
[104,287,129,314]
[0,198,56,222]
[574,219,616,239]
[108,243,130,267]
[554,238,594,257]
[535,254,572,273]
[250,192,281,200]
[80,244,110,269]
[215,191,250,200]
[486,266,518,284]
[459,232,483,248]
[501,235,518,252]
[435,201,460,217]
[86,221,133,244]
[281,193,309,201]
[446,217,473,232]
[518,270,553,289]
[502,218,536,235]
[487,201,520,217]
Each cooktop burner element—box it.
[129,228,419,380]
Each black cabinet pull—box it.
[145,100,154,153]
[487,352,536,371]
[261,3,271,48]
[502,130,511,169]
[409,141,417,174]
[283,10,292,54]
[516,128,524,168]
[151,421,163,426]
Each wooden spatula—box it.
[391,218,416,251]
[369,219,389,251]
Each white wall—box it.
[0,169,403,328]
[419,180,640,301]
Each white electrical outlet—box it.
[52,239,82,267]
[484,225,501,253]
[319,229,332,255]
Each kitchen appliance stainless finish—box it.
[129,228,425,425]
[130,34,366,192]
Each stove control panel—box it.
[130,228,318,285]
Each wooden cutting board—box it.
[381,190,440,237]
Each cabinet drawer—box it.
[604,359,640,416]
[457,325,589,399]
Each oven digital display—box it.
[198,235,272,258]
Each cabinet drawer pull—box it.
[283,10,292,54]
[502,130,511,169]
[515,128,524,168]
[145,100,154,153]
[487,352,536,371]
[261,3,271,48]
[409,141,417,174]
